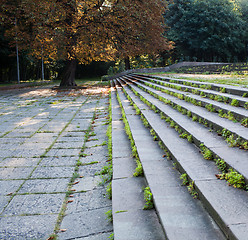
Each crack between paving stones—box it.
[0,212,58,218]
[0,177,71,181]
[194,178,219,182]
[67,205,112,215]
[113,176,128,180]
[229,223,247,226]
[63,230,113,240]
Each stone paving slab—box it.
[2,193,65,216]
[0,167,33,180]
[40,156,77,166]
[0,150,17,158]
[66,188,111,214]
[20,142,52,149]
[78,163,106,178]
[41,125,67,133]
[0,196,10,213]
[57,136,85,143]
[30,166,75,179]
[18,178,69,194]
[0,138,26,145]
[28,133,58,142]
[72,176,102,192]
[79,153,107,165]
[52,141,83,149]
[4,132,33,138]
[45,148,80,157]
[83,145,108,159]
[65,120,92,132]
[58,206,113,240]
[11,148,46,158]
[0,180,24,195]
[0,214,58,240]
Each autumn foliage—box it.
[1,0,171,86]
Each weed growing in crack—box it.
[231,99,239,107]
[133,160,143,177]
[215,158,226,172]
[187,135,193,143]
[97,164,113,184]
[106,182,112,200]
[179,132,188,139]
[180,173,189,186]
[216,169,246,189]
[108,233,114,240]
[143,187,154,210]
[200,144,214,160]
[105,210,113,223]
[187,181,198,199]
[241,118,248,127]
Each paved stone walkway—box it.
[0,85,113,239]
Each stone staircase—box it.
[111,74,248,240]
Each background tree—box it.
[164,0,246,62]
[236,0,248,61]
[1,0,171,86]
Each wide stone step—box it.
[130,74,248,123]
[122,74,248,140]
[115,77,248,240]
[133,73,248,98]
[119,76,248,184]
[122,75,248,145]
[113,80,225,240]
[111,85,166,240]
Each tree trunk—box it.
[60,59,77,87]
[124,56,131,70]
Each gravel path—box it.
[0,85,113,239]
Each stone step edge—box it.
[116,78,248,240]
[118,77,248,185]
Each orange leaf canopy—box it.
[1,0,172,63]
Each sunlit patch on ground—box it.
[17,85,110,99]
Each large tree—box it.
[1,0,171,86]
[164,0,246,62]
